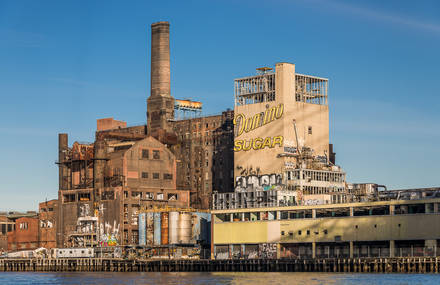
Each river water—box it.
[1,272,440,284]
[0,272,440,285]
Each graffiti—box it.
[303,199,323,206]
[79,204,90,217]
[99,220,120,246]
[235,173,283,192]
[316,155,328,164]
[234,103,284,137]
[234,136,283,152]
[259,243,277,259]
[100,233,118,247]
[236,165,261,176]
[284,161,295,169]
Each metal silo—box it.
[178,212,192,244]
[168,211,179,244]
[138,213,146,246]
[153,212,161,246]
[161,212,169,245]
[146,212,154,246]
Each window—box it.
[308,126,312,135]
[141,172,148,179]
[20,222,28,230]
[281,231,285,236]
[153,173,160,179]
[167,193,178,201]
[48,208,53,212]
[323,229,328,235]
[306,230,310,235]
[163,173,173,180]
[289,231,293,237]
[153,150,160,159]
[298,230,302,235]
[142,149,149,159]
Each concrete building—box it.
[212,190,440,259]
[38,200,58,249]
[213,63,348,209]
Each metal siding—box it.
[138,213,146,246]
[153,212,161,246]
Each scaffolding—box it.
[234,68,275,106]
[295,74,328,105]
[174,99,202,120]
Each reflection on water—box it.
[1,272,440,285]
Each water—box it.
[1,272,440,285]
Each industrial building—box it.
[55,21,233,250]
[212,190,440,259]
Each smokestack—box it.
[58,133,68,190]
[150,21,171,98]
[147,21,175,135]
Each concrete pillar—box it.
[390,205,395,215]
[312,242,316,259]
[349,207,354,217]
[390,240,395,258]
[312,209,316,219]
[277,243,281,259]
[230,213,233,222]
[276,211,281,220]
[434,203,439,213]
[350,241,354,258]
[241,212,245,221]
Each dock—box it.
[1,257,439,273]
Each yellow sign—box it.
[234,103,284,137]
[234,136,283,152]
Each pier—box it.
[1,257,439,273]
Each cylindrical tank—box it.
[146,212,154,246]
[153,212,161,246]
[168,211,179,244]
[161,212,169,245]
[138,213,146,246]
[178,212,192,244]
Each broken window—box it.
[78,192,90,201]
[102,191,114,200]
[163,173,173,180]
[142,149,149,159]
[63,194,76,203]
[145,192,154,199]
[167,193,178,201]
[153,150,160,159]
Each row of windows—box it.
[141,149,160,159]
[286,170,345,183]
[124,192,179,201]
[141,172,173,180]
[215,204,438,223]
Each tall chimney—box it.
[150,21,171,98]
[147,21,174,134]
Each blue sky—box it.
[0,0,439,211]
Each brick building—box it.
[7,216,39,251]
[39,200,58,249]
[0,214,15,252]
